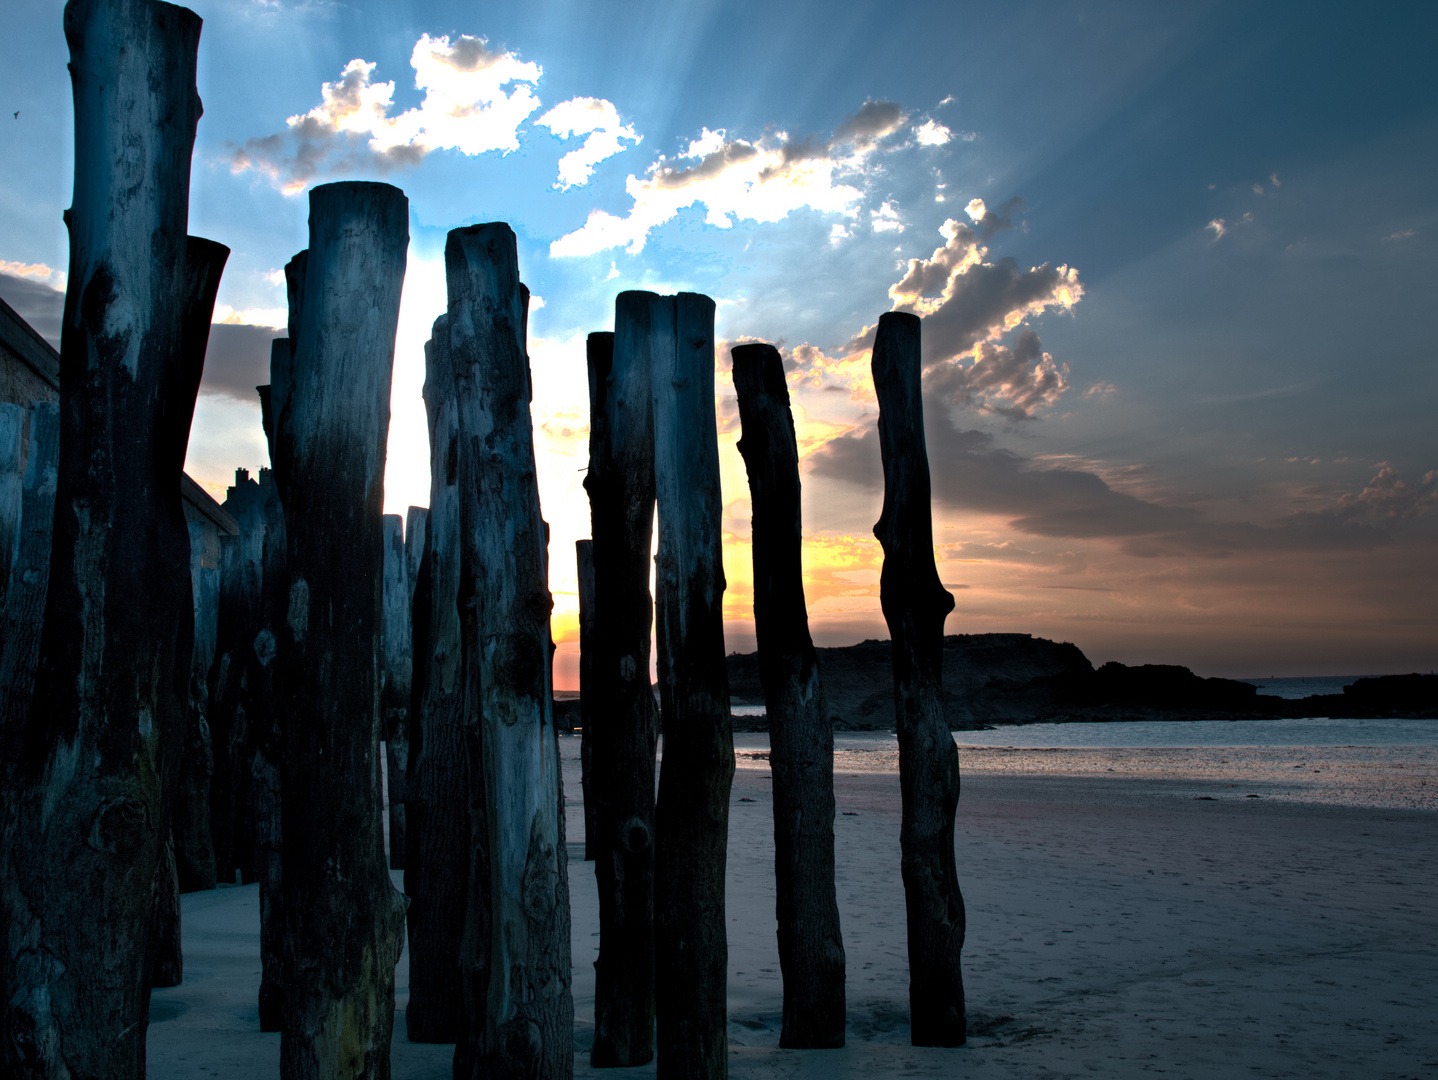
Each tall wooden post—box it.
[0,0,203,1073]
[653,292,735,1080]
[272,181,410,1080]
[447,223,573,1080]
[870,311,966,1047]
[575,537,597,861]
[732,342,846,1048]
[381,513,411,870]
[586,304,664,1066]
[404,318,471,1045]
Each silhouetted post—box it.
[732,342,846,1048]
[382,513,411,870]
[575,537,597,860]
[0,1,203,1073]
[405,506,427,612]
[870,311,966,1047]
[151,235,230,987]
[273,181,410,1080]
[0,405,21,605]
[404,317,472,1045]
[586,306,663,1066]
[0,402,58,754]
[653,292,735,1080]
[448,223,573,1080]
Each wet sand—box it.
[148,736,1438,1079]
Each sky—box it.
[2,0,1435,684]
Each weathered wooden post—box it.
[586,305,663,1066]
[0,405,21,605]
[405,506,427,612]
[0,402,59,752]
[732,341,847,1048]
[0,0,203,1073]
[870,310,966,1047]
[447,223,573,1080]
[167,237,228,899]
[381,512,411,869]
[653,292,735,1080]
[272,181,410,1079]
[575,537,597,860]
[403,318,472,1044]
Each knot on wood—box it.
[88,795,149,853]
[252,627,277,668]
[618,816,651,855]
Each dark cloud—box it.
[914,258,1079,367]
[926,328,1069,421]
[832,100,907,146]
[654,140,758,188]
[436,34,504,72]
[199,324,284,402]
[808,405,1436,556]
[969,196,1024,240]
[0,272,63,348]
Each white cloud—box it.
[535,96,641,189]
[231,33,542,193]
[1207,218,1227,240]
[550,101,911,258]
[213,304,288,329]
[0,260,65,289]
[870,200,903,233]
[828,223,852,246]
[914,119,952,146]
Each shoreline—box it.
[147,737,1437,1079]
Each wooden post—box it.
[381,512,411,870]
[732,342,846,1048]
[272,181,409,1080]
[0,0,203,1073]
[404,506,427,613]
[653,292,735,1080]
[403,317,473,1045]
[870,311,966,1047]
[0,405,21,606]
[575,537,597,861]
[447,223,573,1080]
[0,402,59,756]
[586,304,664,1066]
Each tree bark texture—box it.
[870,310,966,1047]
[574,537,596,862]
[150,833,183,988]
[403,318,472,1046]
[653,292,735,1080]
[0,402,59,763]
[272,181,409,1080]
[731,342,846,1049]
[0,2,203,1075]
[585,308,663,1067]
[381,513,411,870]
[447,223,573,1080]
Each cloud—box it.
[914,119,952,146]
[535,96,641,189]
[1382,229,1416,242]
[550,100,912,258]
[808,407,1437,555]
[870,200,903,233]
[926,327,1069,421]
[231,33,542,193]
[0,270,63,347]
[1207,218,1227,239]
[198,324,285,401]
[886,216,1082,370]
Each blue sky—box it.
[2,0,1435,681]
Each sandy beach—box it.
[147,732,1438,1079]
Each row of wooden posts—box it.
[0,1,965,1078]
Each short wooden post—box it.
[272,181,410,1079]
[732,341,846,1048]
[653,292,735,1080]
[587,303,664,1066]
[870,311,966,1047]
[403,317,472,1045]
[447,223,573,1079]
